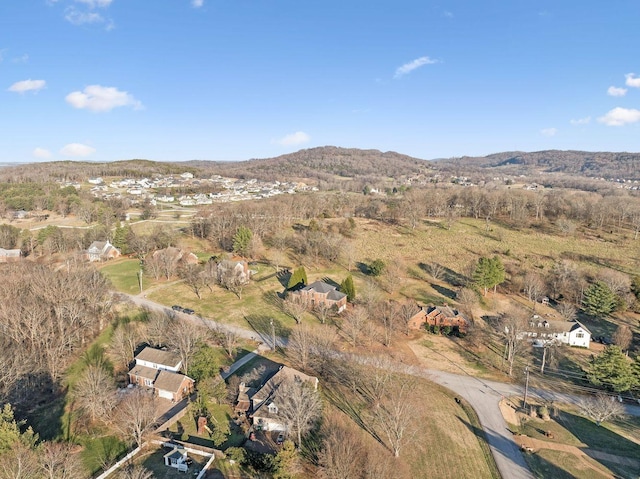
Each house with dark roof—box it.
[85,240,121,262]
[235,364,318,432]
[128,347,194,402]
[408,305,470,333]
[290,280,347,312]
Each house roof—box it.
[0,248,21,257]
[129,364,159,381]
[164,448,187,461]
[88,241,107,252]
[154,370,193,393]
[303,281,337,294]
[135,347,181,369]
[251,365,318,405]
[571,321,591,335]
[326,289,347,301]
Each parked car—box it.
[276,432,285,445]
[183,308,195,315]
[171,305,183,312]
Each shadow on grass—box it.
[556,410,640,458]
[245,313,291,341]
[418,262,468,288]
[431,283,457,300]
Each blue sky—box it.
[2,0,640,163]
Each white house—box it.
[85,240,120,262]
[164,446,188,472]
[523,317,591,348]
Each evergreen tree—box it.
[112,223,132,254]
[272,440,299,479]
[369,259,385,276]
[583,281,617,317]
[287,266,308,290]
[340,275,356,302]
[473,256,505,295]
[587,346,637,393]
[232,225,253,257]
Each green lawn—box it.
[99,258,161,294]
[138,446,210,478]
[167,403,245,450]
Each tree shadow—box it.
[321,276,340,288]
[276,269,291,288]
[556,410,640,458]
[356,261,370,275]
[244,313,291,341]
[430,283,457,300]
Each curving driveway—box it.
[123,292,640,479]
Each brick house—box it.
[290,280,347,312]
[128,347,194,402]
[408,305,470,333]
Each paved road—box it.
[123,292,640,479]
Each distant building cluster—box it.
[61,173,316,205]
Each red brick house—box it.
[408,305,469,333]
[290,280,347,312]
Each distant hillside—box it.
[436,150,640,180]
[194,146,432,182]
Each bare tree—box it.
[599,270,630,297]
[0,440,39,479]
[579,393,626,426]
[340,307,368,347]
[340,240,357,272]
[287,323,314,371]
[179,263,206,299]
[398,300,420,336]
[612,325,633,353]
[318,415,365,479]
[283,296,310,324]
[39,442,86,479]
[113,388,158,447]
[214,326,239,359]
[277,378,322,447]
[167,320,203,374]
[377,301,399,347]
[499,310,528,377]
[216,261,246,299]
[556,302,577,321]
[116,464,154,479]
[314,301,335,325]
[359,355,394,408]
[110,323,141,371]
[523,272,545,306]
[373,377,417,458]
[427,263,445,281]
[74,365,117,424]
[144,310,171,349]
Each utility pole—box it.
[270,318,276,351]
[523,365,530,411]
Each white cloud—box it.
[66,85,142,112]
[65,8,104,25]
[32,148,52,159]
[625,73,640,88]
[12,54,29,64]
[443,11,453,18]
[75,0,112,7]
[607,86,627,97]
[192,0,204,7]
[598,107,640,126]
[570,116,591,125]
[394,56,439,78]
[8,79,46,93]
[274,131,311,146]
[540,128,558,137]
[60,143,96,157]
